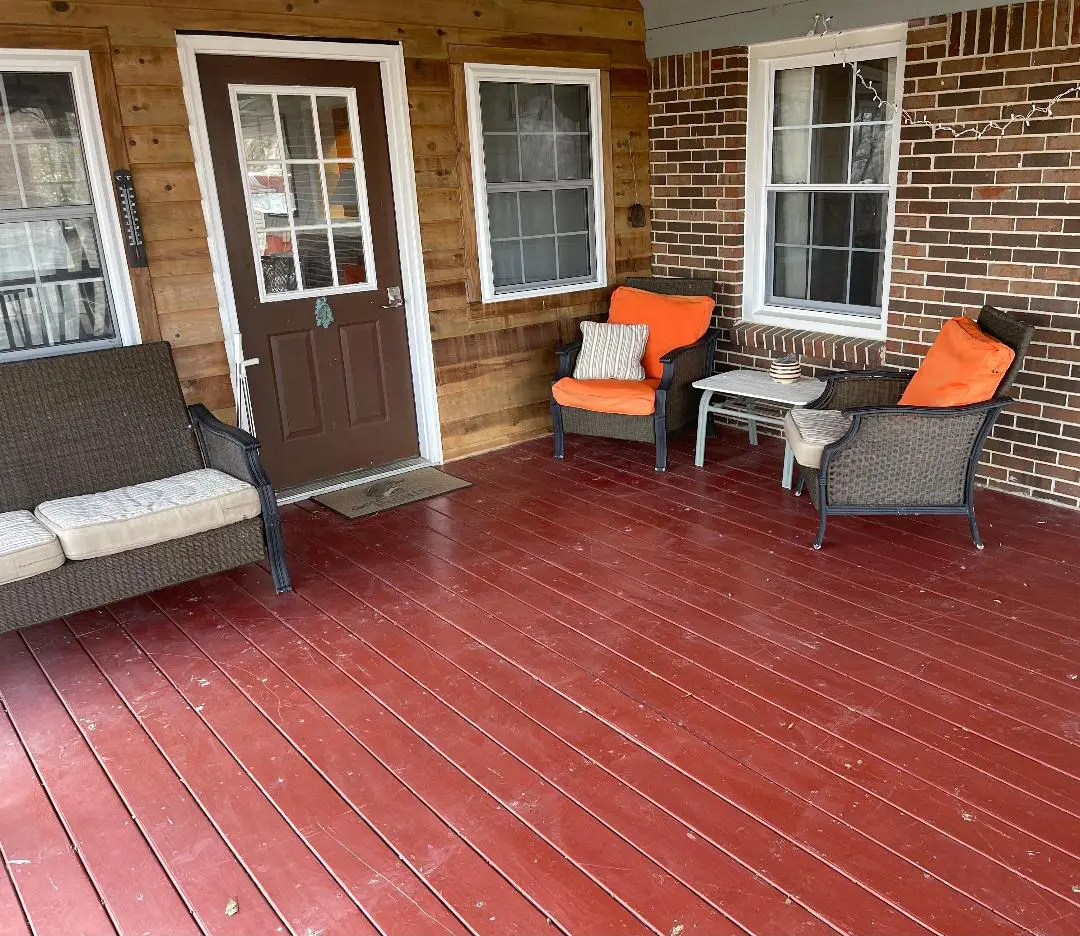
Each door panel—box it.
[339,321,388,426]
[197,54,420,489]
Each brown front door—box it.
[197,54,419,490]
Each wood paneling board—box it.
[0,1,650,457]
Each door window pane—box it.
[0,70,121,357]
[231,86,376,298]
[475,74,599,296]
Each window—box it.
[744,27,905,337]
[465,64,606,303]
[0,53,137,360]
[230,85,377,302]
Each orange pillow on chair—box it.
[898,315,1015,407]
[607,286,715,380]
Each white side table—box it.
[693,370,825,488]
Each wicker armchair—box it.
[0,342,290,634]
[552,277,718,472]
[791,305,1035,550]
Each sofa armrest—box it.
[555,340,583,380]
[188,404,291,593]
[189,404,266,487]
[813,370,914,410]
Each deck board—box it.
[1,430,1079,935]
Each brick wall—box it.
[649,1,1080,508]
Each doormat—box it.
[313,467,471,519]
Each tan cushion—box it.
[784,408,853,469]
[0,511,65,585]
[36,469,261,561]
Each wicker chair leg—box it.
[653,411,668,472]
[812,508,827,550]
[968,509,985,551]
[551,400,565,459]
[263,514,292,593]
[794,471,805,497]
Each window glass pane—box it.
[771,128,808,183]
[16,141,89,207]
[0,223,34,285]
[555,85,589,132]
[278,95,318,159]
[333,228,368,285]
[519,190,554,236]
[325,163,360,221]
[812,63,852,124]
[850,123,888,184]
[317,96,353,159]
[484,134,520,183]
[236,93,280,162]
[773,246,808,300]
[854,58,894,122]
[258,231,296,295]
[491,241,522,287]
[29,219,102,280]
[0,280,112,354]
[296,229,333,290]
[480,82,517,132]
[773,68,811,127]
[522,236,557,283]
[812,193,851,247]
[809,248,848,303]
[853,193,887,250]
[773,192,809,245]
[555,188,589,233]
[556,135,590,181]
[520,134,555,182]
[517,84,553,131]
[488,192,519,239]
[288,163,327,225]
[0,146,18,209]
[810,126,849,183]
[246,163,289,228]
[557,233,590,279]
[849,251,884,308]
[4,73,81,139]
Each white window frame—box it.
[0,48,140,361]
[227,83,379,303]
[743,24,906,339]
[464,62,607,304]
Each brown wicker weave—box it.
[793,305,1036,550]
[0,342,291,634]
[552,277,718,471]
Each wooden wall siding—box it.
[2,0,650,457]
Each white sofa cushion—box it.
[784,408,854,470]
[35,469,262,561]
[0,511,66,585]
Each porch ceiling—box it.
[643,0,978,56]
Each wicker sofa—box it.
[551,276,718,472]
[0,342,290,634]
[787,305,1035,550]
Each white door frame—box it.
[176,34,442,466]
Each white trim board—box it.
[176,34,443,465]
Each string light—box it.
[808,13,1080,141]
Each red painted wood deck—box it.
[2,428,1080,936]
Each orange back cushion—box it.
[898,316,1015,407]
[608,286,715,380]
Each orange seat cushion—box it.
[898,315,1015,407]
[607,286,715,380]
[552,377,661,417]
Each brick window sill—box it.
[730,321,884,369]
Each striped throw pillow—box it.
[573,321,649,381]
